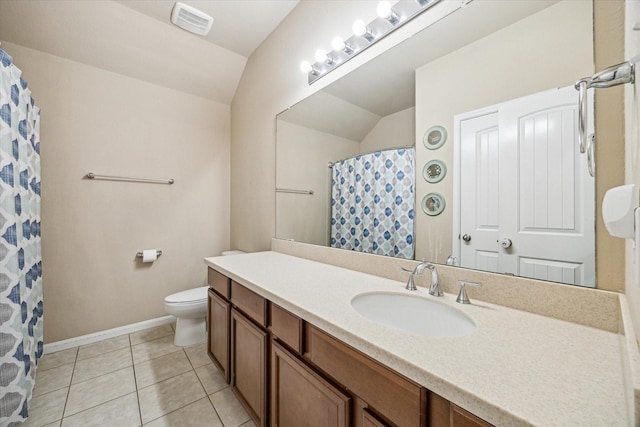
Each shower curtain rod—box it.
[328,145,414,168]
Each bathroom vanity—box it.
[205,251,634,426]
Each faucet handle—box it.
[401,267,417,290]
[456,281,481,304]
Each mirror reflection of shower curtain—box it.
[330,148,415,259]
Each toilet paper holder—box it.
[136,250,162,258]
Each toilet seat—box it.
[165,286,208,305]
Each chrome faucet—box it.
[402,262,442,296]
[456,280,481,304]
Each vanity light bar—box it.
[301,0,441,84]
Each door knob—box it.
[462,234,471,242]
[499,238,512,249]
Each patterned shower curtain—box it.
[0,48,43,426]
[331,148,415,259]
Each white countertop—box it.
[205,251,629,426]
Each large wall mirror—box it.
[276,0,599,288]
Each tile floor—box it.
[23,324,256,427]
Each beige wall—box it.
[360,107,415,153]
[594,1,626,295]
[276,121,359,245]
[2,42,231,342]
[414,0,593,264]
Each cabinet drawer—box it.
[269,303,304,354]
[305,325,426,427]
[208,268,230,299]
[231,281,267,327]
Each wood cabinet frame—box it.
[207,289,230,383]
[231,308,269,427]
[207,268,494,427]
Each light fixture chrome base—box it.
[306,0,442,84]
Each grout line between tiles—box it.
[61,391,140,426]
[57,346,80,425]
[140,395,212,426]
[71,350,135,387]
[76,343,130,362]
[36,328,220,427]
[129,333,145,427]
[61,365,135,419]
[133,348,184,366]
[207,394,226,427]
[135,357,193,392]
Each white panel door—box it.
[500,86,595,286]
[459,112,500,273]
[458,86,595,286]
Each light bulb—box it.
[299,61,312,73]
[332,36,345,51]
[353,19,374,41]
[332,36,354,54]
[377,1,399,24]
[315,49,334,65]
[352,19,367,36]
[377,1,392,18]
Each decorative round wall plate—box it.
[422,160,446,183]
[423,125,447,150]
[421,193,445,216]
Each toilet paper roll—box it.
[142,249,158,263]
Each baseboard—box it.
[43,315,176,354]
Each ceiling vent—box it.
[171,2,213,36]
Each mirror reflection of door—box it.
[456,86,595,287]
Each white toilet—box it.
[164,286,209,346]
[164,250,245,346]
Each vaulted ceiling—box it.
[0,0,299,104]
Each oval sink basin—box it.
[351,293,476,338]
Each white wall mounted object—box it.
[602,184,640,283]
[171,2,214,36]
[603,184,636,238]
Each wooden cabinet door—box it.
[208,289,230,383]
[429,392,493,427]
[362,408,390,427]
[450,405,493,427]
[271,341,350,427]
[232,308,268,427]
